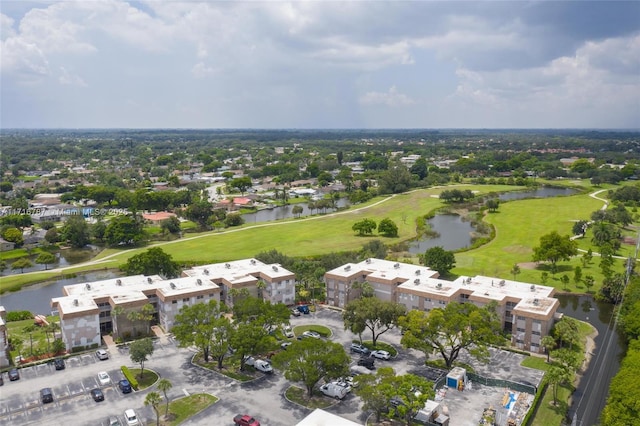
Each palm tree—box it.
[256,280,267,300]
[112,306,125,339]
[157,378,173,418]
[144,391,163,426]
[22,324,37,356]
[541,335,556,363]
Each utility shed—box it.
[446,367,467,391]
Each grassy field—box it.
[0,182,626,296]
[163,393,218,426]
[454,191,613,290]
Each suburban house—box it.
[182,258,296,307]
[51,274,221,351]
[142,211,177,225]
[324,258,560,354]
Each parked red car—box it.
[233,414,260,426]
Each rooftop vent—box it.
[272,265,279,271]
[530,285,535,292]
[85,283,91,290]
[499,280,505,287]
[344,265,351,271]
[394,263,400,269]
[204,269,209,275]
[415,270,421,275]
[170,282,176,289]
[436,283,442,289]
[116,279,122,286]
[466,277,472,284]
[225,263,231,268]
[196,279,202,285]
[147,277,153,284]
[414,279,420,285]
[366,258,371,264]
[73,299,78,306]
[250,259,256,265]
[533,298,539,305]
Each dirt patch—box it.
[517,262,538,270]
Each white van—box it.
[254,359,273,374]
[320,382,349,400]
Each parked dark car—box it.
[118,379,132,394]
[54,358,66,370]
[40,388,54,404]
[8,369,19,381]
[91,388,105,402]
[296,305,310,314]
[357,358,375,370]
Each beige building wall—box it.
[0,306,9,367]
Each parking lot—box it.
[0,307,545,426]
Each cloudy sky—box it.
[1,1,639,129]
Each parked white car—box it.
[254,359,274,374]
[124,409,140,426]
[371,350,391,360]
[283,326,294,338]
[98,371,111,386]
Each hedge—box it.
[121,366,139,390]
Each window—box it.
[183,298,189,303]
[517,327,525,333]
[532,330,541,336]
[439,300,446,305]
[424,298,431,302]
[172,300,177,304]
[460,294,470,300]
[531,342,539,348]
[517,315,526,321]
[196,295,204,300]
[209,293,215,298]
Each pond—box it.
[497,186,577,201]
[242,198,349,223]
[556,295,625,426]
[0,270,123,314]
[408,186,580,254]
[3,246,102,277]
[408,215,475,253]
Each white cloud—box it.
[58,66,87,87]
[359,86,416,107]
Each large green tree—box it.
[230,322,272,371]
[399,302,503,368]
[343,297,406,346]
[171,300,229,364]
[421,246,456,275]
[352,218,377,236]
[104,214,145,246]
[183,199,214,229]
[532,231,578,269]
[60,215,91,248]
[378,161,413,194]
[35,252,56,270]
[270,338,350,398]
[377,218,398,237]
[129,338,154,378]
[601,339,640,425]
[121,247,180,278]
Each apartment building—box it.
[182,258,297,307]
[324,259,559,354]
[0,306,9,368]
[51,274,220,351]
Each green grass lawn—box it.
[360,340,398,357]
[293,324,332,338]
[162,393,218,426]
[129,368,159,389]
[6,315,61,363]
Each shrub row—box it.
[6,310,33,322]
[121,366,139,390]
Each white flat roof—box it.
[326,258,438,281]
[183,258,294,281]
[296,409,362,426]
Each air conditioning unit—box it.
[415,270,421,275]
[366,258,371,264]
[394,263,400,268]
[414,279,420,285]
[499,280,505,286]
[533,298,539,305]
[170,282,176,289]
[73,299,78,306]
[436,283,442,289]
[250,259,256,265]
[196,279,202,285]
[204,269,209,275]
[272,265,279,271]
[530,285,535,291]
[85,283,91,290]
[345,265,351,271]
[116,279,122,286]
[147,277,153,284]
[225,263,231,268]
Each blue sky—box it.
[1,1,639,129]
